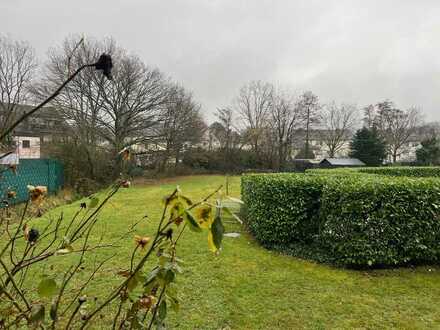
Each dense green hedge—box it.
[307,166,440,177]
[242,168,440,268]
[358,166,440,177]
[321,176,440,266]
[241,174,324,246]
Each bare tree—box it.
[37,36,171,153]
[369,101,422,162]
[320,102,359,158]
[97,54,170,155]
[384,107,422,162]
[0,35,37,144]
[32,36,119,180]
[159,86,206,170]
[269,88,303,169]
[207,122,223,151]
[215,107,247,172]
[235,81,273,157]
[296,91,321,158]
[418,122,440,140]
[372,100,394,131]
[362,104,376,128]
[215,107,234,151]
[33,37,114,146]
[35,36,172,177]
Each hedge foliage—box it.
[358,166,440,177]
[241,174,324,246]
[307,166,440,177]
[242,167,440,268]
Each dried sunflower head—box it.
[27,185,47,204]
[139,295,156,309]
[94,53,113,80]
[6,190,16,199]
[24,226,39,245]
[134,235,151,249]
[174,216,184,226]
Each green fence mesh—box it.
[0,159,64,205]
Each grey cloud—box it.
[1,0,440,120]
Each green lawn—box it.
[34,175,440,329]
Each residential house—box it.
[0,104,66,159]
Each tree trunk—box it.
[278,142,284,171]
[113,136,124,179]
[305,106,310,158]
[328,146,335,158]
[392,149,397,163]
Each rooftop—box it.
[320,158,365,166]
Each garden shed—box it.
[319,158,365,168]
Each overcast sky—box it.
[2,0,440,121]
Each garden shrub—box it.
[241,174,324,247]
[242,167,440,267]
[320,176,440,267]
[358,166,440,177]
[307,166,440,178]
[306,168,362,176]
[307,166,440,177]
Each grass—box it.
[28,175,440,329]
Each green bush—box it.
[241,174,324,247]
[306,168,361,176]
[359,167,440,177]
[320,176,440,267]
[242,168,440,267]
[307,166,440,178]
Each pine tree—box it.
[349,127,386,166]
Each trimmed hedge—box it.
[321,176,440,266]
[242,168,440,267]
[307,166,440,177]
[359,166,440,177]
[241,174,324,246]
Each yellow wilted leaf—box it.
[170,202,184,220]
[207,231,217,253]
[194,205,213,229]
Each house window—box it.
[22,140,30,148]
